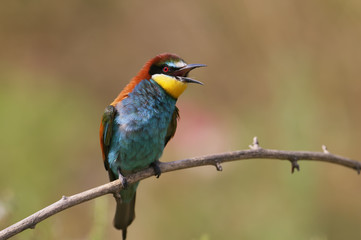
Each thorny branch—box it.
[1,137,360,240]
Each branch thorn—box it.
[355,164,361,175]
[322,145,330,154]
[249,136,261,150]
[290,158,300,173]
[61,196,68,201]
[215,162,223,171]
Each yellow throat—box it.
[152,74,187,99]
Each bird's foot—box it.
[117,168,128,189]
[150,161,162,178]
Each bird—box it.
[99,53,205,239]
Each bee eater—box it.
[99,53,205,239]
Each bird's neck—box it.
[118,79,177,109]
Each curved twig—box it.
[0,137,360,240]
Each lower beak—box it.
[177,76,204,85]
[172,63,206,85]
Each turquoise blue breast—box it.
[107,79,176,177]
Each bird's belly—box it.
[109,114,171,174]
[119,125,166,171]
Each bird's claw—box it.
[150,161,162,178]
[118,168,128,189]
[121,178,128,189]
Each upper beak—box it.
[171,63,206,85]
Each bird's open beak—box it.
[172,63,206,85]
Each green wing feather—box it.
[164,106,179,147]
[100,105,117,171]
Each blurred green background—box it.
[1,0,361,239]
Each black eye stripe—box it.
[149,64,177,75]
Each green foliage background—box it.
[1,1,361,239]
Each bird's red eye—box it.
[162,66,169,73]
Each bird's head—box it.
[147,53,206,99]
[110,53,205,105]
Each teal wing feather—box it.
[100,105,117,172]
[164,106,179,147]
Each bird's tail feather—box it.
[113,193,136,240]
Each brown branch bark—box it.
[1,138,360,240]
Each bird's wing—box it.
[164,106,179,147]
[99,105,117,171]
